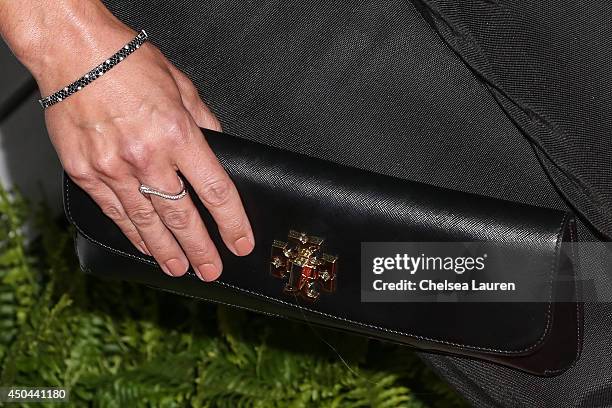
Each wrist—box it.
[33,23,136,96]
[2,0,135,94]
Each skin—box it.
[0,0,255,281]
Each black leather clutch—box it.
[64,130,581,376]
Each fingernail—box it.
[164,258,188,276]
[196,263,221,281]
[234,236,254,256]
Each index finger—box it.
[175,121,254,257]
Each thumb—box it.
[168,64,222,132]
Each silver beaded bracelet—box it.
[38,30,148,109]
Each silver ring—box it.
[139,176,187,200]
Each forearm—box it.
[0,0,134,93]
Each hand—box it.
[1,1,254,281]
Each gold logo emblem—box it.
[270,230,338,301]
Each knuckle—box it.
[127,207,158,227]
[163,111,192,145]
[120,143,153,171]
[92,155,121,178]
[184,244,210,261]
[64,161,95,184]
[160,208,193,230]
[201,178,232,207]
[101,204,125,221]
[221,216,245,234]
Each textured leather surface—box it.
[64,130,581,376]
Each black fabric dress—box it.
[101,1,612,406]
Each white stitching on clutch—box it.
[64,174,569,355]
